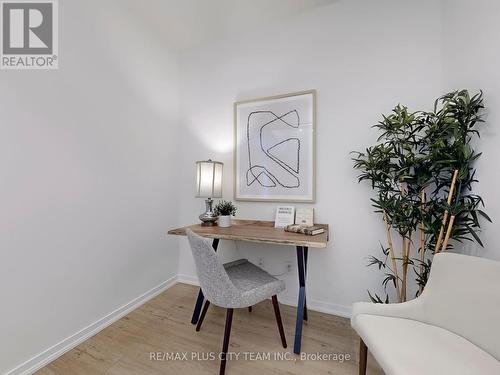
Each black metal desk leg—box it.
[191,238,219,325]
[294,246,307,354]
[303,247,308,321]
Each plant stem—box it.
[399,181,409,302]
[401,235,409,302]
[383,212,401,302]
[435,211,449,253]
[435,170,459,253]
[419,190,426,294]
[441,215,456,252]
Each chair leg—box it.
[271,295,287,348]
[220,308,234,375]
[248,306,252,312]
[359,338,367,375]
[196,300,210,332]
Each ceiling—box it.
[117,0,336,50]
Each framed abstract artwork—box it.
[234,90,316,202]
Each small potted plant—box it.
[214,200,237,228]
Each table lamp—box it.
[196,159,223,226]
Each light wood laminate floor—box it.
[37,283,383,375]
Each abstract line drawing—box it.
[246,110,301,189]
[235,90,315,202]
[267,138,300,174]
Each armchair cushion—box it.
[354,314,500,375]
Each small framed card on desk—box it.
[295,208,314,226]
[275,206,295,228]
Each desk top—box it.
[168,219,329,248]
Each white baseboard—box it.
[6,275,178,375]
[176,275,352,318]
[176,273,200,286]
[279,296,352,318]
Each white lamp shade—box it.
[196,160,223,198]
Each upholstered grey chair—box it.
[186,229,287,375]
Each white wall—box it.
[0,1,180,373]
[177,0,444,314]
[441,0,500,261]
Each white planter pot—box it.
[218,215,232,228]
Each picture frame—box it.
[274,206,296,228]
[234,90,316,202]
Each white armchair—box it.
[351,252,500,375]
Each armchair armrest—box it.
[351,298,425,329]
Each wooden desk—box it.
[168,219,329,354]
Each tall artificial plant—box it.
[352,90,491,303]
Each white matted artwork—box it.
[234,90,316,202]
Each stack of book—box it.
[284,224,325,236]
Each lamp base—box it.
[199,198,218,226]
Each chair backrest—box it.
[186,230,240,307]
[421,252,500,360]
